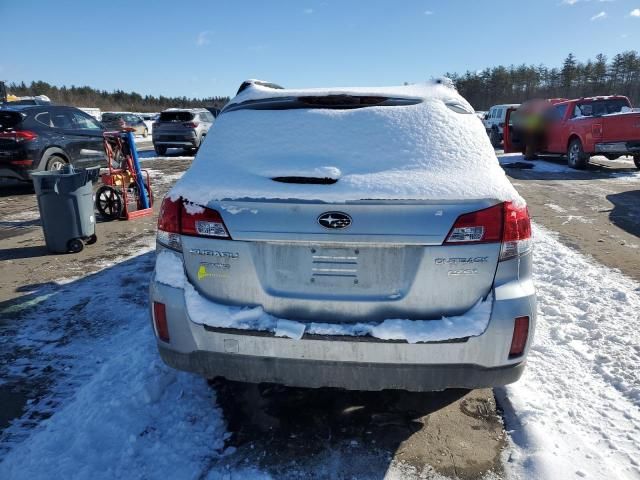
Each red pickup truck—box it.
[504,95,640,169]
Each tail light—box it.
[157,197,230,251]
[509,316,530,358]
[444,201,531,261]
[444,203,503,244]
[152,302,170,342]
[183,122,199,128]
[0,130,38,142]
[500,202,532,261]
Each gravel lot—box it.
[1,149,638,478]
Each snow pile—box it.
[170,83,522,205]
[501,225,640,480]
[0,253,228,480]
[155,250,492,343]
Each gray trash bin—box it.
[32,165,101,253]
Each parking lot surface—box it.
[1,151,638,479]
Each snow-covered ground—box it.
[0,225,638,479]
[499,226,640,480]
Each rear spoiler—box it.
[236,79,284,96]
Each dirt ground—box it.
[500,152,640,282]
[1,148,638,478]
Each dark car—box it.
[0,105,106,182]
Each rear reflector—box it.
[9,159,34,166]
[153,302,170,342]
[509,316,529,358]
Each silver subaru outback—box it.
[149,80,536,392]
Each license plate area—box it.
[257,243,418,300]
[310,247,359,287]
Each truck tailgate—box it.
[601,112,640,142]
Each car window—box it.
[0,111,23,129]
[159,111,194,122]
[553,104,568,120]
[51,111,74,129]
[70,111,102,130]
[34,111,53,127]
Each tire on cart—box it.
[96,185,124,221]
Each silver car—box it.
[152,108,214,155]
[150,82,536,392]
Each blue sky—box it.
[1,0,639,98]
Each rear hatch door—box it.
[181,199,502,322]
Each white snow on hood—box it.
[170,83,523,205]
[154,250,492,343]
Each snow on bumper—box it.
[149,250,536,391]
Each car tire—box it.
[567,138,588,170]
[490,128,501,148]
[634,155,640,170]
[45,154,68,171]
[154,145,167,156]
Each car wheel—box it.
[567,138,588,170]
[490,128,501,148]
[45,154,68,171]
[154,145,167,156]
[634,155,640,170]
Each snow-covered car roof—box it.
[170,82,522,206]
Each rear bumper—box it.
[0,163,34,181]
[149,251,536,391]
[159,345,526,390]
[594,141,640,155]
[0,148,36,181]
[153,132,197,148]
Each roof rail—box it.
[236,79,284,95]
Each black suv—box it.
[0,105,106,182]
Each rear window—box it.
[0,111,22,130]
[160,111,194,122]
[222,95,422,114]
[574,98,630,117]
[101,113,121,121]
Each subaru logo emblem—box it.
[318,212,352,229]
